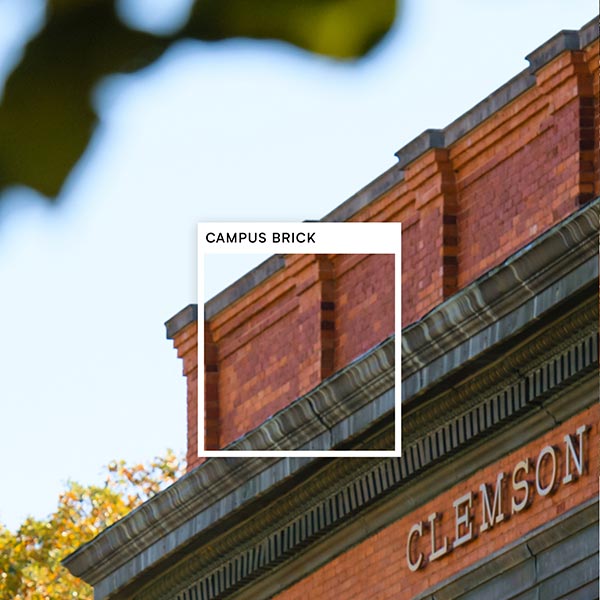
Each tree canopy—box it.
[0,0,396,200]
[0,450,184,599]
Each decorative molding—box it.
[231,375,598,600]
[134,323,598,600]
[404,296,598,438]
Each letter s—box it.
[511,459,529,514]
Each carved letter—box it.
[480,472,505,532]
[536,445,557,496]
[563,425,587,484]
[427,512,448,561]
[406,522,423,572]
[452,492,473,548]
[511,459,530,514]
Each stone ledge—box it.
[229,337,394,452]
[526,29,581,73]
[62,338,395,594]
[321,162,405,223]
[204,254,285,320]
[165,304,197,340]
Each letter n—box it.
[563,425,587,484]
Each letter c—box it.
[206,232,215,243]
[407,522,423,572]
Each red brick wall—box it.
[171,321,198,468]
[193,253,379,450]
[586,40,599,205]
[218,300,299,446]
[173,38,599,468]
[333,254,395,371]
[200,253,396,450]
[275,404,600,600]
[454,49,597,286]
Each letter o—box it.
[536,445,557,496]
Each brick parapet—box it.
[167,22,599,465]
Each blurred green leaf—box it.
[184,0,395,59]
[0,0,396,200]
[0,1,169,198]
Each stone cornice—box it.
[129,346,598,600]
[403,295,598,440]
[402,197,599,398]
[65,199,599,599]
[63,338,395,593]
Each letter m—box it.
[480,472,505,532]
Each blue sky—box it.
[0,1,597,530]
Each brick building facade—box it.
[65,18,599,600]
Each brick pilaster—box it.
[532,46,597,207]
[403,134,459,307]
[204,323,220,451]
[318,256,336,380]
[293,254,337,394]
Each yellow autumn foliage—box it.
[0,450,184,600]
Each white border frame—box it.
[198,222,402,457]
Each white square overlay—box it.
[198,222,402,457]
